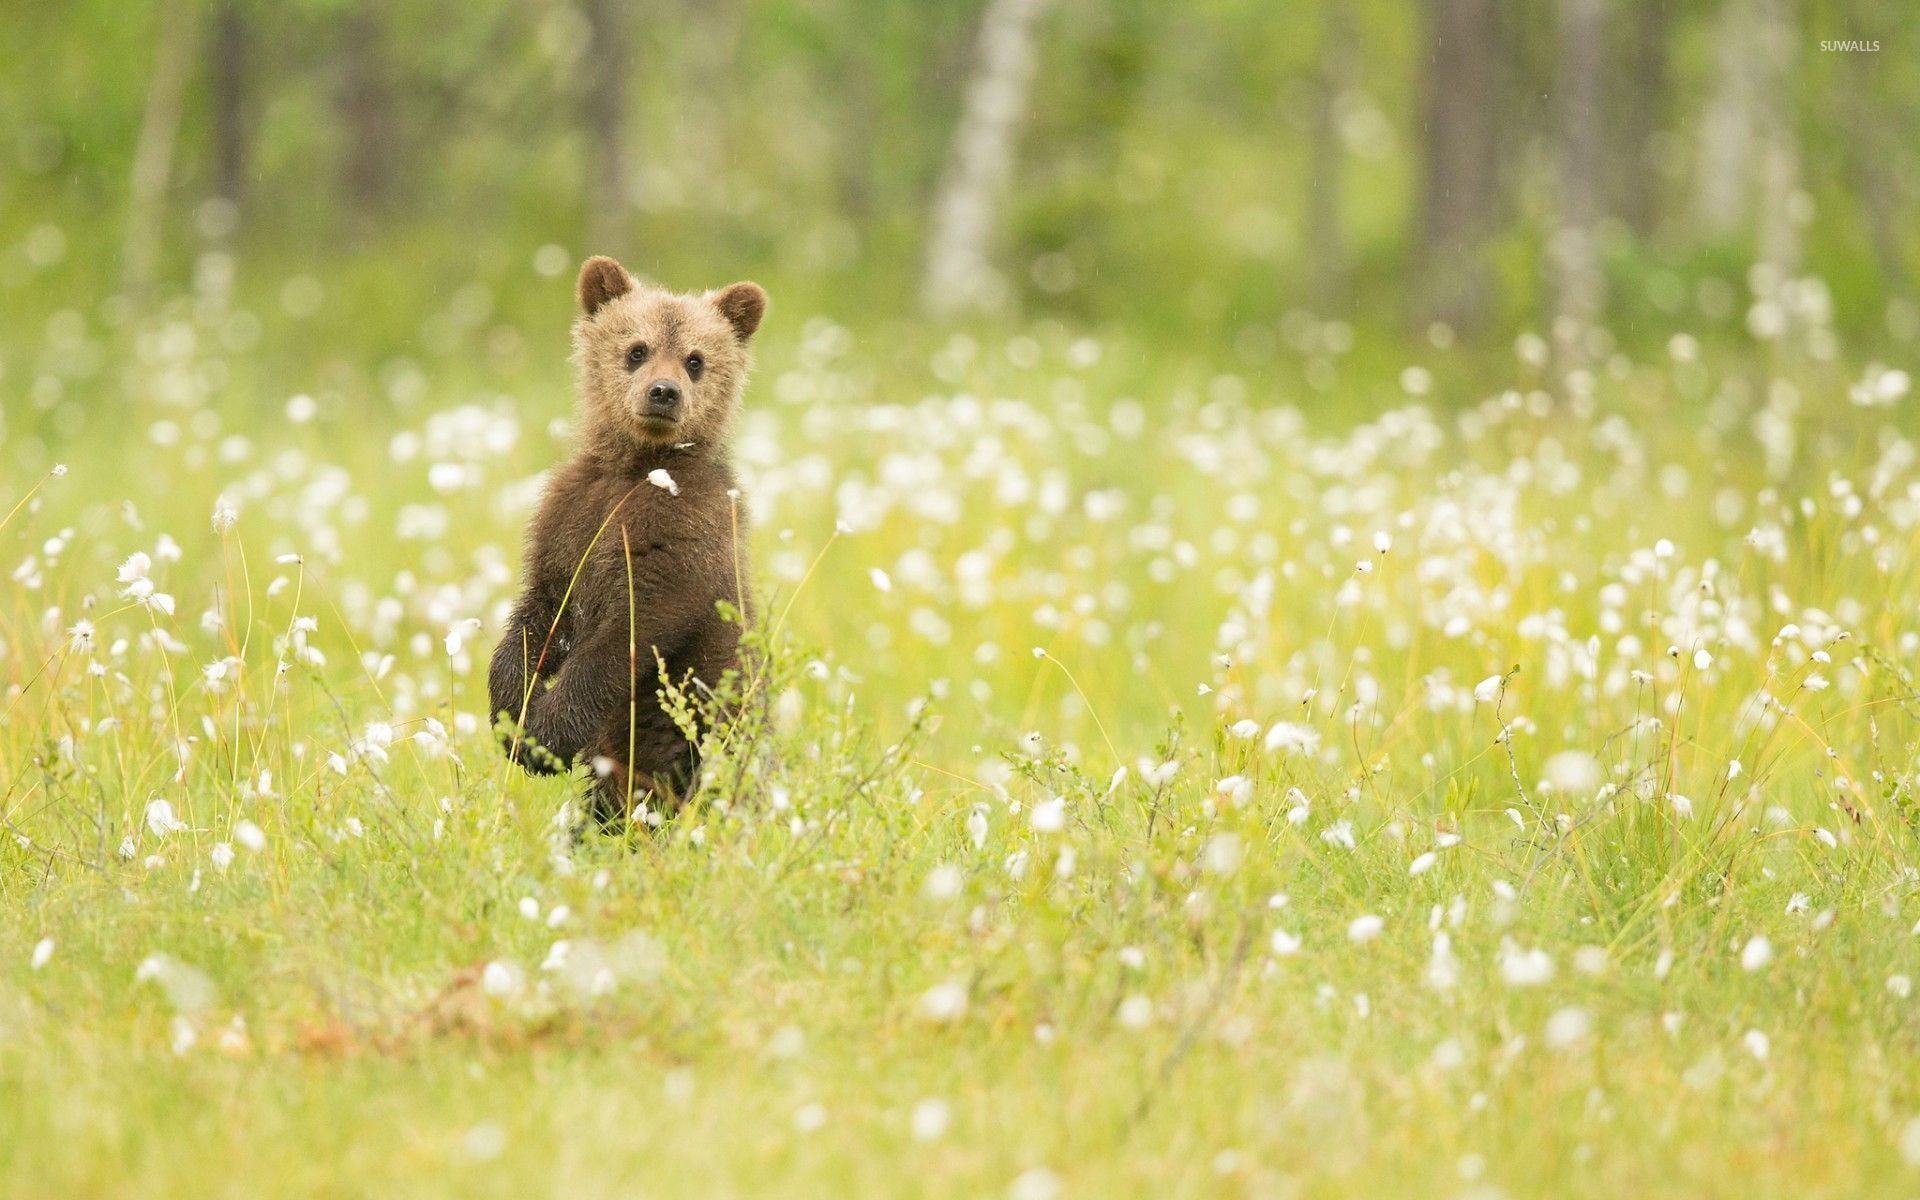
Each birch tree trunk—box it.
[1695,0,1759,237]
[921,0,1053,319]
[1551,0,1605,355]
[123,0,197,300]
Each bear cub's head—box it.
[571,255,767,454]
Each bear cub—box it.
[489,255,765,827]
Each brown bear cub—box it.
[489,256,765,828]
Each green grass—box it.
[5,298,1920,1198]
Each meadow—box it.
[4,252,1919,1198]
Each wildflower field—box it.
[5,270,1920,1199]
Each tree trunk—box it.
[581,0,634,254]
[1415,0,1502,332]
[1751,0,1799,275]
[1610,0,1669,238]
[209,0,249,227]
[1305,2,1355,312]
[1551,0,1605,352]
[123,0,197,300]
[337,8,396,229]
[922,0,1054,319]
[1695,0,1759,237]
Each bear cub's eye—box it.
[685,352,704,380]
[624,343,649,370]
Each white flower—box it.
[1427,933,1459,990]
[117,552,152,592]
[67,620,94,653]
[481,960,523,998]
[1499,943,1555,986]
[910,1098,951,1142]
[1270,930,1302,956]
[1543,749,1600,794]
[212,496,239,533]
[1227,719,1261,740]
[1320,820,1356,850]
[235,820,265,851]
[1214,775,1253,806]
[1264,722,1319,754]
[1029,797,1067,833]
[1473,675,1503,703]
[444,618,482,656]
[1116,995,1153,1028]
[1202,834,1242,875]
[647,468,679,496]
[1740,935,1773,972]
[119,557,174,616]
[868,567,892,593]
[1901,1117,1920,1166]
[1743,1028,1771,1061]
[920,981,969,1023]
[1544,1006,1592,1049]
[924,864,964,901]
[358,722,394,764]
[1408,851,1438,877]
[1692,648,1713,671]
[31,938,54,970]
[1347,914,1384,942]
[209,843,234,872]
[1009,1167,1062,1200]
[145,797,188,837]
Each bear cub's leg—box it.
[584,714,701,832]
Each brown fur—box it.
[489,256,766,827]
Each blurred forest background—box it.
[2,0,1916,449]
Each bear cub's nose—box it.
[643,380,683,418]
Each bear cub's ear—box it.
[714,282,768,343]
[577,256,633,317]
